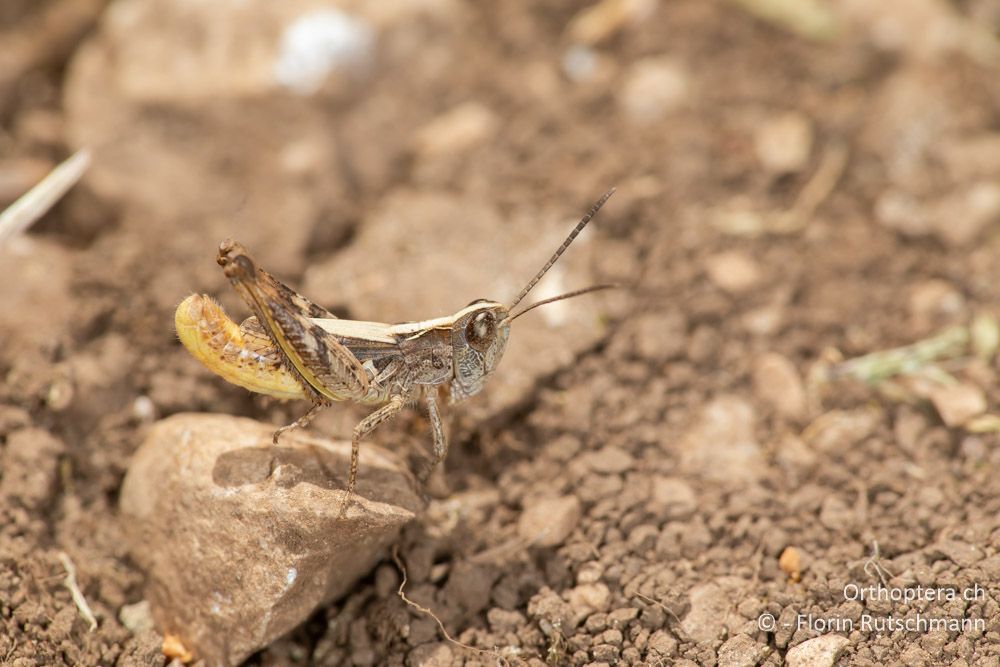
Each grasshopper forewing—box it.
[176,189,616,516]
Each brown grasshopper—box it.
[175,189,615,514]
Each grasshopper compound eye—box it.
[466,311,496,351]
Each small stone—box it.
[0,428,65,510]
[518,495,582,547]
[602,628,624,646]
[651,477,697,518]
[930,182,1000,247]
[681,579,743,643]
[908,280,964,324]
[567,0,658,45]
[680,396,765,484]
[566,583,612,615]
[778,547,802,582]
[608,607,639,627]
[119,600,155,635]
[785,634,850,667]
[414,102,498,158]
[119,414,422,666]
[407,642,454,667]
[646,629,677,658]
[932,540,985,568]
[487,608,526,634]
[581,445,634,474]
[705,251,762,294]
[754,111,813,174]
[752,352,806,419]
[929,383,987,427]
[592,643,620,662]
[618,56,688,123]
[875,189,932,238]
[718,634,769,667]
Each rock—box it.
[908,280,964,325]
[580,445,634,474]
[784,634,849,667]
[273,9,375,95]
[618,56,689,123]
[680,578,744,643]
[718,634,770,667]
[778,546,803,582]
[0,239,76,357]
[705,251,762,294]
[407,642,454,667]
[650,477,697,518]
[752,352,806,419]
[929,182,1000,248]
[647,629,678,658]
[0,428,65,510]
[120,414,422,666]
[565,583,612,614]
[567,0,658,45]
[929,382,987,427]
[518,495,582,547]
[119,600,155,635]
[932,540,985,568]
[753,111,813,174]
[680,396,765,484]
[414,102,498,158]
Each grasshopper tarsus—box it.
[179,191,618,518]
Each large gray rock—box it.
[120,413,422,666]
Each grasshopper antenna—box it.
[508,188,616,311]
[508,283,618,322]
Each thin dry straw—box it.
[0,147,91,245]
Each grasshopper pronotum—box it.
[175,190,615,514]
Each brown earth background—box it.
[3,0,1000,665]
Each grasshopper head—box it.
[450,301,510,401]
[449,189,619,402]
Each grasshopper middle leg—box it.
[339,394,406,518]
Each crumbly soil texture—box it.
[3,1,1000,665]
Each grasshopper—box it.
[175,189,615,514]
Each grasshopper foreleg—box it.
[340,394,406,518]
[420,391,448,483]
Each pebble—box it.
[908,280,964,324]
[752,352,806,419]
[567,0,658,45]
[705,251,762,294]
[784,635,849,667]
[566,583,612,614]
[651,477,697,518]
[581,445,634,474]
[618,56,689,123]
[407,642,454,667]
[717,634,770,667]
[753,111,813,174]
[929,382,987,427]
[414,102,498,158]
[680,578,744,643]
[518,495,582,548]
[681,396,765,483]
[646,629,678,658]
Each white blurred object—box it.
[274,8,375,95]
